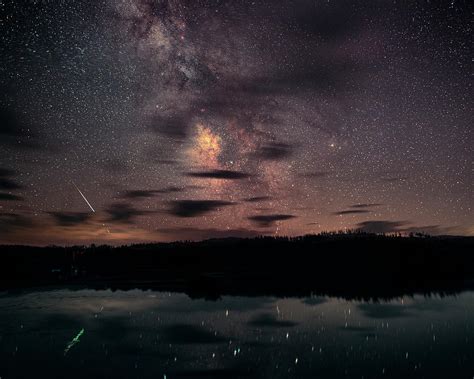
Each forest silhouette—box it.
[1,232,473,300]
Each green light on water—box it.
[64,328,85,355]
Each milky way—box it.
[0,0,472,244]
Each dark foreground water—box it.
[0,289,473,379]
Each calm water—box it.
[0,289,473,378]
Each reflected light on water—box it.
[0,289,473,378]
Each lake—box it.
[0,289,473,378]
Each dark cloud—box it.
[48,212,91,227]
[243,196,272,203]
[168,200,234,218]
[156,186,183,194]
[149,113,190,141]
[185,170,252,180]
[248,313,298,328]
[121,190,157,199]
[0,193,24,201]
[0,168,15,177]
[105,203,152,223]
[350,203,383,208]
[0,167,21,190]
[0,213,33,234]
[248,214,296,227]
[0,178,21,190]
[0,168,23,202]
[356,220,407,234]
[333,209,371,216]
[120,186,182,199]
[255,142,293,161]
[333,204,382,216]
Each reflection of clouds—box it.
[248,313,298,328]
[357,296,455,319]
[10,290,171,315]
[358,303,409,319]
[1,290,474,379]
[160,295,277,314]
[301,297,328,307]
[5,290,278,317]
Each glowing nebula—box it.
[187,124,222,168]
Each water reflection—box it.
[0,290,473,378]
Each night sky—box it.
[0,0,472,245]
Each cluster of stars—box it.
[0,0,472,244]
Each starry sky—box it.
[0,0,472,245]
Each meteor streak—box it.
[64,328,84,355]
[72,182,95,212]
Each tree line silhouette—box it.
[1,232,473,300]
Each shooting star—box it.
[71,182,111,234]
[72,182,95,213]
[64,328,85,355]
